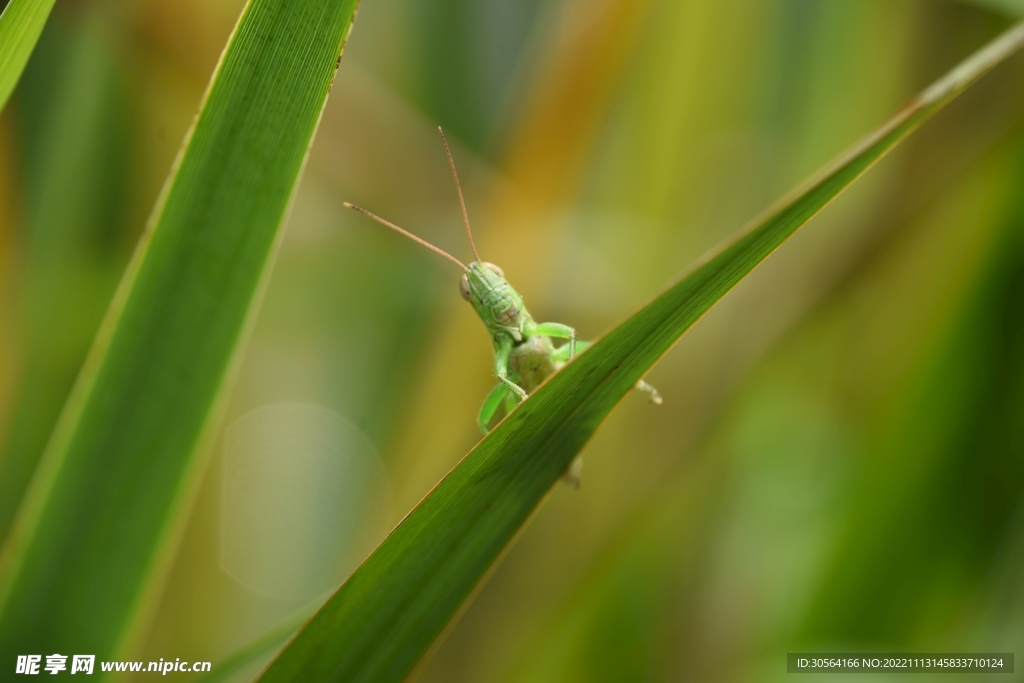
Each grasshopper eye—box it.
[483,262,504,278]
[459,273,472,301]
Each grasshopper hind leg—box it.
[478,382,526,434]
[478,383,512,433]
[504,388,521,413]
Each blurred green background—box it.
[1,0,1024,680]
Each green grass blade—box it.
[258,20,1024,683]
[0,10,131,543]
[0,0,57,112]
[0,0,359,663]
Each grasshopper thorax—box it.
[461,261,528,340]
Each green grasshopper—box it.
[345,128,661,457]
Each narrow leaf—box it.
[259,20,1024,683]
[0,0,359,663]
[0,10,131,543]
[0,0,57,112]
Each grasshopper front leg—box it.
[494,335,528,400]
[530,321,576,358]
[634,379,663,404]
[552,339,591,363]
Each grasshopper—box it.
[345,128,661,478]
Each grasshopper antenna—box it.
[344,202,468,271]
[438,126,481,263]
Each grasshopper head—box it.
[347,130,528,339]
[460,261,504,301]
[460,261,525,336]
